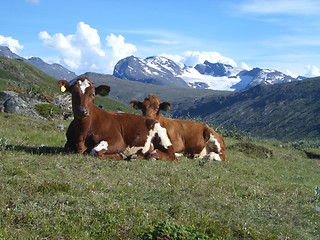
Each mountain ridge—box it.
[0,46,77,80]
[172,77,320,140]
[0,53,319,140]
[113,55,305,91]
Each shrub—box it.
[141,221,209,240]
[229,141,273,159]
[304,148,320,159]
[35,103,60,119]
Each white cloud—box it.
[238,0,320,15]
[106,33,137,66]
[0,35,23,53]
[39,22,137,74]
[240,62,251,70]
[304,65,320,77]
[181,51,237,67]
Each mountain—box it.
[231,67,297,91]
[0,53,318,141]
[0,46,76,80]
[0,46,23,59]
[0,56,58,101]
[79,72,225,105]
[172,77,320,140]
[114,56,304,91]
[27,57,77,80]
[188,61,300,91]
[195,61,241,77]
[113,56,189,88]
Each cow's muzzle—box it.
[76,107,89,118]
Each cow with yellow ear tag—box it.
[57,77,176,161]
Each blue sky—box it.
[1,0,320,77]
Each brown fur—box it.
[59,78,176,160]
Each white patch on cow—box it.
[197,147,208,158]
[175,153,183,158]
[123,134,153,156]
[122,122,172,158]
[197,133,222,161]
[90,140,108,156]
[205,152,222,161]
[207,133,221,153]
[152,122,172,149]
[78,79,91,94]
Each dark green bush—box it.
[35,103,60,119]
[141,221,209,240]
[230,142,273,159]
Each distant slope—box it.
[0,56,58,100]
[27,57,77,80]
[0,46,77,80]
[80,72,229,106]
[0,56,135,113]
[173,77,320,140]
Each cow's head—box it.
[130,94,170,119]
[58,77,110,119]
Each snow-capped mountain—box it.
[231,68,296,91]
[113,56,189,88]
[0,46,77,80]
[113,55,303,91]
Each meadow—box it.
[0,113,319,239]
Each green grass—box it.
[0,113,319,239]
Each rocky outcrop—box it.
[0,91,46,118]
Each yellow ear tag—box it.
[60,85,66,92]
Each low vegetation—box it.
[0,112,319,239]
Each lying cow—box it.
[58,77,176,160]
[131,94,226,161]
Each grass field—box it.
[0,113,319,239]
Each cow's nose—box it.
[77,107,88,116]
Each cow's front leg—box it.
[89,141,126,160]
[148,146,177,161]
[76,135,87,154]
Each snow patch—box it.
[178,67,241,91]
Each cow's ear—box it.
[58,80,71,93]
[130,100,144,110]
[95,85,110,96]
[160,102,171,111]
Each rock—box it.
[0,91,46,119]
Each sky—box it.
[1,0,320,77]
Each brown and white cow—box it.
[58,77,176,160]
[131,94,226,161]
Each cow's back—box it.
[91,110,154,148]
[158,116,207,154]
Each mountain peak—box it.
[113,55,188,88]
[0,45,24,59]
[0,46,76,80]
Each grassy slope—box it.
[0,56,137,115]
[0,56,58,101]
[174,77,320,140]
[0,113,319,239]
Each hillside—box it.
[0,56,58,101]
[0,55,319,141]
[173,77,320,140]
[0,46,77,80]
[0,113,319,239]
[0,57,136,115]
[80,72,229,105]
